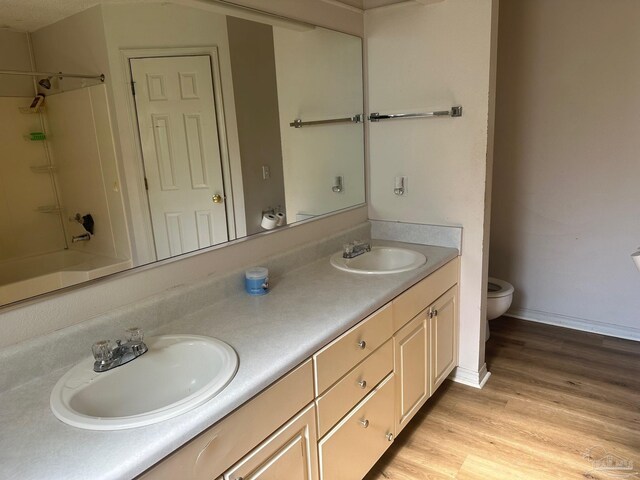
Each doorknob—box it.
[212,194,223,204]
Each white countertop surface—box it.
[0,241,457,480]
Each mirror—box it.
[0,1,365,306]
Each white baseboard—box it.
[507,307,640,342]
[449,363,491,389]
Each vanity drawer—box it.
[315,339,393,438]
[392,257,459,332]
[314,303,393,395]
[318,374,395,480]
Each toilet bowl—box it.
[487,277,514,320]
[485,277,514,341]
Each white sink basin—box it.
[50,334,238,430]
[330,246,427,274]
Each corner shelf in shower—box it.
[23,133,47,142]
[30,165,57,174]
[36,205,63,214]
[18,106,46,114]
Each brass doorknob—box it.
[212,194,223,204]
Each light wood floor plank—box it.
[365,317,640,480]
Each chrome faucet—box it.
[72,233,91,243]
[343,240,372,259]
[92,327,148,372]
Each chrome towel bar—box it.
[290,114,363,128]
[369,106,462,122]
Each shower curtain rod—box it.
[0,69,105,82]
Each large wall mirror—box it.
[0,0,365,307]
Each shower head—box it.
[38,77,52,89]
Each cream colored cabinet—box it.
[393,311,429,434]
[313,304,393,395]
[313,303,395,480]
[392,259,459,332]
[223,403,318,480]
[140,258,460,480]
[315,340,393,438]
[139,361,314,480]
[392,258,459,437]
[429,286,458,395]
[318,374,395,480]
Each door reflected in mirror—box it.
[0,1,365,307]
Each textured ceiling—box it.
[332,0,415,10]
[0,0,430,32]
[0,0,161,32]
[333,0,364,8]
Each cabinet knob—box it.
[386,433,394,442]
[358,379,367,389]
[357,340,367,350]
[359,418,369,428]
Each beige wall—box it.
[490,0,640,337]
[227,17,286,235]
[0,30,33,96]
[366,0,498,375]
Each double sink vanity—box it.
[0,237,459,480]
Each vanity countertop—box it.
[0,241,457,480]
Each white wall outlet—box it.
[262,165,271,180]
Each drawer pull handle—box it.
[359,418,369,428]
[386,433,394,442]
[358,380,367,389]
[357,340,367,350]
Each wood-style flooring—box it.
[365,317,640,479]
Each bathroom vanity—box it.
[139,254,459,480]
[0,238,458,480]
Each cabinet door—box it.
[223,404,318,480]
[394,311,429,434]
[429,286,458,395]
[318,374,395,480]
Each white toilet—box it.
[485,277,514,340]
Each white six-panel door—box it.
[131,55,228,260]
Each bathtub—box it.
[0,250,132,305]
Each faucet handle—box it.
[92,340,116,363]
[125,327,144,343]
